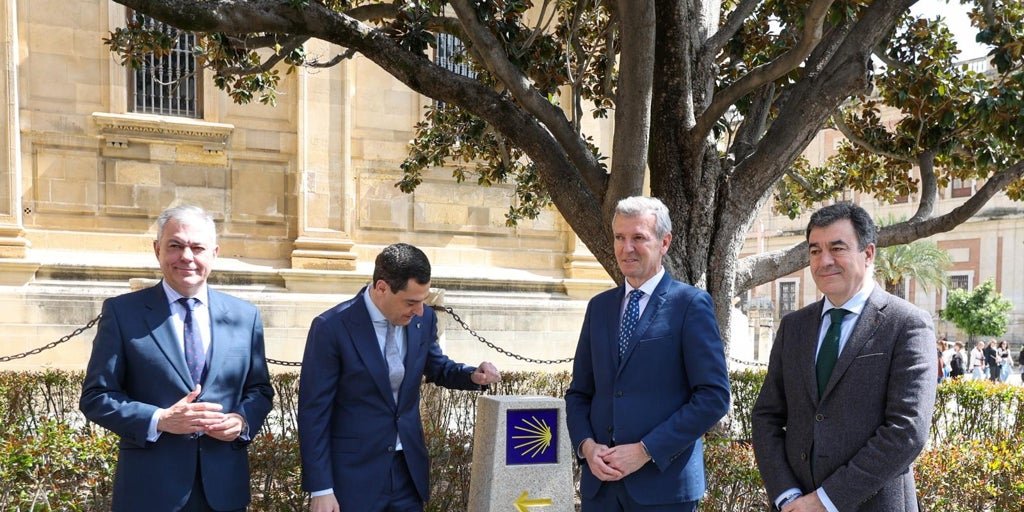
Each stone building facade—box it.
[0,1,611,372]
[1,2,1021,372]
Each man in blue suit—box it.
[80,205,274,512]
[297,243,501,512]
[566,196,731,512]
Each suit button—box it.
[815,414,824,422]
[615,391,623,397]
[801,452,807,460]
[387,445,395,453]
[606,426,613,433]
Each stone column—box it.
[290,40,357,273]
[0,0,29,263]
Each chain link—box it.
[0,314,103,363]
[728,355,768,367]
[266,357,302,367]
[433,305,575,365]
[2,307,770,368]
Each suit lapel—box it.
[606,288,626,368]
[804,302,827,401]
[402,316,426,404]
[344,293,396,407]
[617,274,670,372]
[823,289,886,396]
[202,289,232,389]
[143,283,194,389]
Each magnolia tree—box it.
[107,0,1024,346]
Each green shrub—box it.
[1,369,1021,511]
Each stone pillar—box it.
[0,0,29,262]
[290,41,357,272]
[469,395,574,512]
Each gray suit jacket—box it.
[751,286,936,511]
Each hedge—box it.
[1,370,1022,511]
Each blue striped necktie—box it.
[618,290,645,357]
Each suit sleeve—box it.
[821,306,936,508]
[79,298,161,447]
[233,308,274,443]
[565,301,597,458]
[751,314,802,498]
[641,290,731,470]
[421,310,480,390]
[297,315,342,492]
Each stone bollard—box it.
[468,395,574,512]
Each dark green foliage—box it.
[2,369,1022,510]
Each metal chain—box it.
[433,305,575,365]
[1,308,762,369]
[0,314,103,363]
[0,306,574,367]
[266,357,302,367]
[728,355,768,367]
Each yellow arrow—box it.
[514,491,553,512]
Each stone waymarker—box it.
[468,395,574,512]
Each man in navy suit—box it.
[751,203,936,511]
[80,205,274,512]
[297,243,501,512]
[565,196,731,512]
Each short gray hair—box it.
[614,196,672,239]
[156,205,217,243]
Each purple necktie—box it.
[177,297,205,384]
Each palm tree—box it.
[874,240,952,297]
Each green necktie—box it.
[816,308,850,396]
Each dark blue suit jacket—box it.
[297,287,481,510]
[566,273,731,505]
[80,283,274,512]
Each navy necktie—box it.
[618,289,645,357]
[384,322,404,400]
[177,297,205,385]
[816,308,850,396]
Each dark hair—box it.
[373,243,431,293]
[805,202,877,251]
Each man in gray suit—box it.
[751,202,937,512]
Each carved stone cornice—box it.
[91,112,234,153]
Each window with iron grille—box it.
[435,33,475,78]
[950,177,972,198]
[941,272,973,309]
[778,281,797,318]
[129,14,202,118]
[949,274,970,291]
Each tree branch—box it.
[606,0,654,205]
[694,0,836,139]
[448,0,608,199]
[736,159,1024,293]
[831,111,916,164]
[911,148,940,222]
[699,0,760,69]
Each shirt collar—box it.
[162,280,210,307]
[363,285,388,325]
[821,278,875,318]
[625,267,665,297]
